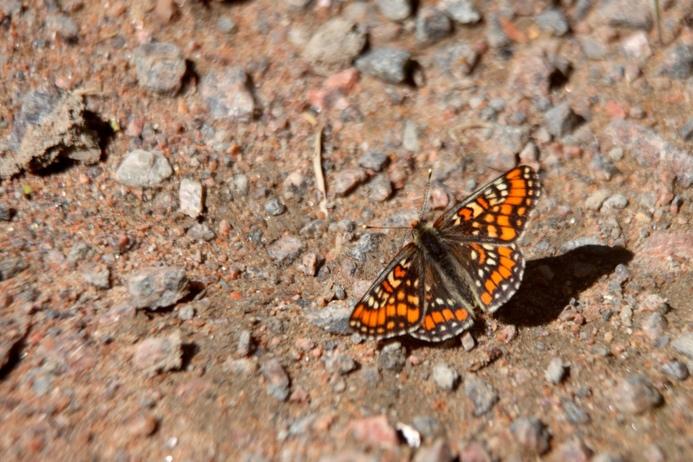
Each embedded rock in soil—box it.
[416,7,452,45]
[510,416,551,455]
[1,88,101,178]
[348,415,398,449]
[132,330,183,375]
[115,149,173,187]
[201,67,257,121]
[179,178,204,218]
[333,168,367,196]
[378,341,407,372]
[307,301,352,335]
[376,0,413,21]
[260,358,291,401]
[440,0,481,24]
[127,266,190,310]
[464,375,498,416]
[132,42,187,95]
[545,357,568,384]
[432,362,459,391]
[303,18,366,73]
[611,374,662,414]
[267,235,304,264]
[355,48,412,84]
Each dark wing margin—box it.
[349,243,426,339]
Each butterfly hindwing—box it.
[349,243,425,339]
[445,241,526,313]
[409,263,474,342]
[435,165,541,243]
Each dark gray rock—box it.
[0,204,11,221]
[132,42,186,94]
[416,7,452,45]
[464,375,498,416]
[349,233,381,263]
[355,48,412,84]
[115,150,173,187]
[0,257,28,281]
[658,44,693,80]
[598,0,652,30]
[661,360,688,381]
[435,42,479,78]
[510,416,551,455]
[201,67,256,121]
[358,149,389,171]
[561,399,591,424]
[127,266,189,310]
[545,102,582,138]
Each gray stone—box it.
[561,399,591,424]
[179,179,204,218]
[679,118,693,142]
[440,0,481,24]
[485,14,510,48]
[46,13,79,41]
[658,44,693,79]
[237,330,253,357]
[216,16,237,34]
[403,120,420,152]
[545,102,582,138]
[306,301,351,335]
[355,48,411,84]
[545,357,568,384]
[376,0,413,21]
[333,168,367,196]
[661,360,688,381]
[303,18,366,72]
[132,331,183,374]
[0,204,11,221]
[598,0,652,30]
[368,175,393,202]
[641,312,667,341]
[536,9,569,36]
[416,7,452,45]
[461,332,475,351]
[325,353,358,375]
[612,374,662,414]
[464,375,498,416]
[672,333,693,359]
[412,415,442,439]
[358,149,389,171]
[602,193,629,211]
[186,223,215,241]
[201,67,256,121]
[264,197,286,216]
[585,189,610,210]
[132,42,186,94]
[115,150,173,187]
[267,235,304,264]
[127,266,189,309]
[435,42,479,78]
[510,416,550,455]
[349,233,381,263]
[432,362,459,391]
[0,258,28,281]
[82,264,110,289]
[260,358,291,401]
[378,341,407,372]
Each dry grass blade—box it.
[313,123,328,218]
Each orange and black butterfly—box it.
[349,165,541,342]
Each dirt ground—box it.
[0,1,691,461]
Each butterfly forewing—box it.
[409,263,474,342]
[349,243,425,339]
[435,166,541,243]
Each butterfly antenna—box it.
[362,224,409,230]
[419,168,433,220]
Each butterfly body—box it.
[350,165,541,343]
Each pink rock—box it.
[349,415,398,449]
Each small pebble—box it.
[544,102,582,138]
[510,416,551,455]
[237,330,253,357]
[461,332,475,351]
[127,266,189,310]
[602,193,629,211]
[187,223,215,241]
[415,7,452,45]
[661,360,688,381]
[333,168,367,196]
[264,197,286,216]
[554,437,593,461]
[464,375,498,416]
[358,149,389,171]
[545,357,568,384]
[201,67,256,121]
[611,374,662,415]
[303,18,367,72]
[267,235,304,264]
[440,0,481,24]
[132,331,183,374]
[431,362,459,391]
[378,342,407,372]
[260,358,291,401]
[376,0,413,21]
[672,333,693,359]
[115,150,173,187]
[179,179,204,218]
[355,48,412,84]
[132,42,186,94]
[561,399,591,424]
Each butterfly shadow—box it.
[496,244,633,327]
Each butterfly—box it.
[349,165,541,342]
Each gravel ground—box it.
[0,1,691,461]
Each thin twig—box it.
[313,123,329,218]
[653,0,663,45]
